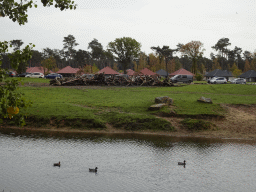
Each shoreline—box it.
[1,120,256,142]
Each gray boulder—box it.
[148,103,167,111]
[155,96,173,105]
[197,96,213,104]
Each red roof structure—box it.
[139,68,156,76]
[57,66,79,74]
[126,69,135,76]
[97,66,119,75]
[169,68,194,76]
[26,67,53,74]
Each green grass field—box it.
[4,78,256,131]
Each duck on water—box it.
[54,161,61,167]
[89,167,98,172]
[178,160,186,166]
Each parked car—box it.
[81,74,94,80]
[230,78,246,84]
[45,73,63,79]
[209,77,227,84]
[8,71,16,77]
[17,72,31,77]
[170,75,193,83]
[25,72,44,78]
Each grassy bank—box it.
[2,78,256,137]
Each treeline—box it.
[1,36,256,76]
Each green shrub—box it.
[180,118,214,131]
[195,74,203,81]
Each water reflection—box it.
[1,128,256,192]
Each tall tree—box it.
[212,38,231,69]
[243,59,251,72]
[10,39,28,73]
[10,40,23,51]
[74,49,91,67]
[63,34,79,67]
[108,37,141,73]
[151,46,178,77]
[212,38,231,58]
[179,41,205,74]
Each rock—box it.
[148,103,167,111]
[155,96,173,105]
[197,96,213,104]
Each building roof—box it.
[139,68,156,76]
[97,66,119,75]
[204,69,233,77]
[239,70,256,78]
[169,68,194,76]
[156,69,168,77]
[57,66,80,74]
[26,67,53,74]
[126,69,135,76]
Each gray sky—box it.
[1,0,256,58]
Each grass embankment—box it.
[2,78,256,138]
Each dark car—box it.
[8,71,16,77]
[17,72,31,77]
[45,73,63,79]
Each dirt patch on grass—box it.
[158,104,256,139]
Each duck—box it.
[178,160,186,165]
[53,161,61,167]
[89,167,98,172]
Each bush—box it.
[180,118,213,131]
[195,74,203,81]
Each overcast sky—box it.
[1,0,256,58]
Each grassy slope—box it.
[4,78,256,131]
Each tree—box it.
[212,38,231,69]
[0,0,77,25]
[151,46,178,78]
[212,58,221,70]
[180,41,205,74]
[10,40,24,51]
[41,56,56,74]
[63,34,79,67]
[243,59,251,72]
[108,37,141,74]
[212,38,231,58]
[0,0,76,126]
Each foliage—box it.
[180,118,213,131]
[0,0,77,25]
[83,64,99,74]
[1,0,77,126]
[108,37,141,73]
[41,56,56,74]
[180,41,205,74]
[151,46,178,77]
[0,41,34,126]
[195,73,203,81]
[243,59,251,72]
[212,58,221,70]
[233,69,242,77]
[211,38,231,58]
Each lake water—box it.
[0,129,256,192]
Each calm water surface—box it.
[0,129,256,192]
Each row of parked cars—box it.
[207,77,246,84]
[10,72,63,79]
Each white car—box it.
[25,72,44,78]
[209,77,227,84]
[230,78,246,84]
